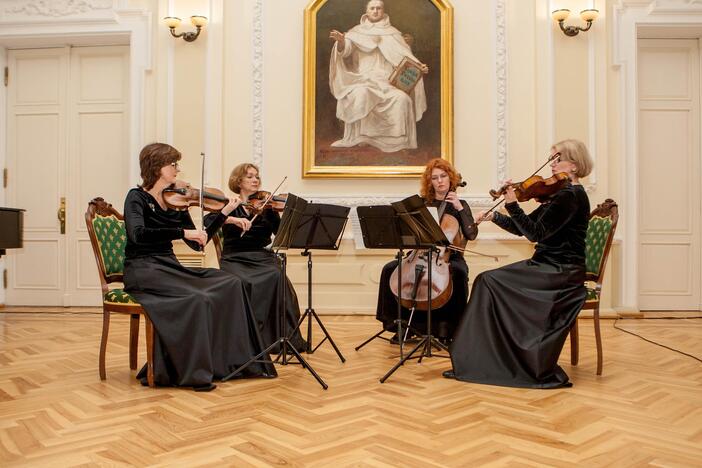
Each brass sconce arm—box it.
[163,15,208,43]
[552,9,598,37]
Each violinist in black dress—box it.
[444,139,593,389]
[205,163,305,351]
[375,158,478,342]
[123,143,276,391]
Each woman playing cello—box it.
[123,143,275,391]
[205,163,305,351]
[444,139,593,388]
[375,158,479,344]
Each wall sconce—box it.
[552,8,599,37]
[163,15,208,42]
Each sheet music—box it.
[349,207,366,250]
[427,206,439,225]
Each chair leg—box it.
[594,303,603,376]
[570,317,579,366]
[145,316,155,388]
[99,309,110,380]
[129,314,140,370]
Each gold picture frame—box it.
[303,0,454,178]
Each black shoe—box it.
[193,383,217,392]
[389,332,418,345]
[442,369,456,379]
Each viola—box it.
[489,172,570,203]
[242,190,288,215]
[162,180,229,212]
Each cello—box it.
[388,180,468,312]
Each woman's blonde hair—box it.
[228,163,260,193]
[552,139,593,178]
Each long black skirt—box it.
[219,251,305,351]
[449,259,586,389]
[376,255,469,338]
[124,254,276,387]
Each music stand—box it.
[222,193,328,389]
[286,202,350,363]
[356,196,450,383]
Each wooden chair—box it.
[570,198,619,376]
[85,197,155,387]
[212,228,224,264]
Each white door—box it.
[6,46,129,306]
[637,39,702,310]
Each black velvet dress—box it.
[449,184,590,389]
[123,188,276,388]
[205,206,305,351]
[375,199,478,339]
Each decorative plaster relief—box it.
[252,0,264,168]
[3,0,114,18]
[495,0,508,183]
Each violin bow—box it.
[199,152,206,253]
[240,176,288,237]
[482,152,562,218]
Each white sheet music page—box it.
[427,206,439,225]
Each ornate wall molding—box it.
[252,0,264,168]
[495,0,508,183]
[1,0,115,20]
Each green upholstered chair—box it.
[85,198,154,387]
[570,198,618,376]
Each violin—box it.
[489,172,570,203]
[162,180,229,212]
[242,190,288,215]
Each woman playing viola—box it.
[123,143,276,391]
[205,163,305,351]
[444,139,593,388]
[376,158,479,343]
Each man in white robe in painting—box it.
[329,0,429,153]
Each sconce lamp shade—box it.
[580,9,599,22]
[190,15,208,27]
[163,16,182,29]
[551,9,571,22]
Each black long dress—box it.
[375,199,478,339]
[449,184,590,389]
[205,206,305,351]
[123,188,276,388]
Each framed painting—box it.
[303,0,453,178]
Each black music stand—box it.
[222,194,328,389]
[286,202,350,363]
[356,196,451,383]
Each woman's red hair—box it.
[419,158,461,202]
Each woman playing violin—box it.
[123,143,276,391]
[375,158,479,344]
[205,163,305,351]
[444,139,593,389]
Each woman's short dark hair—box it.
[139,143,181,190]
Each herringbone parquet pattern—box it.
[0,310,701,466]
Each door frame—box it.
[0,6,151,306]
[614,3,702,311]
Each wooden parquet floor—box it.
[0,310,701,467]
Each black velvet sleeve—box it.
[457,200,478,240]
[492,211,523,236]
[203,212,228,237]
[124,191,184,244]
[265,210,281,235]
[504,189,578,242]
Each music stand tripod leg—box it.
[293,250,345,363]
[379,336,428,383]
[222,252,328,390]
